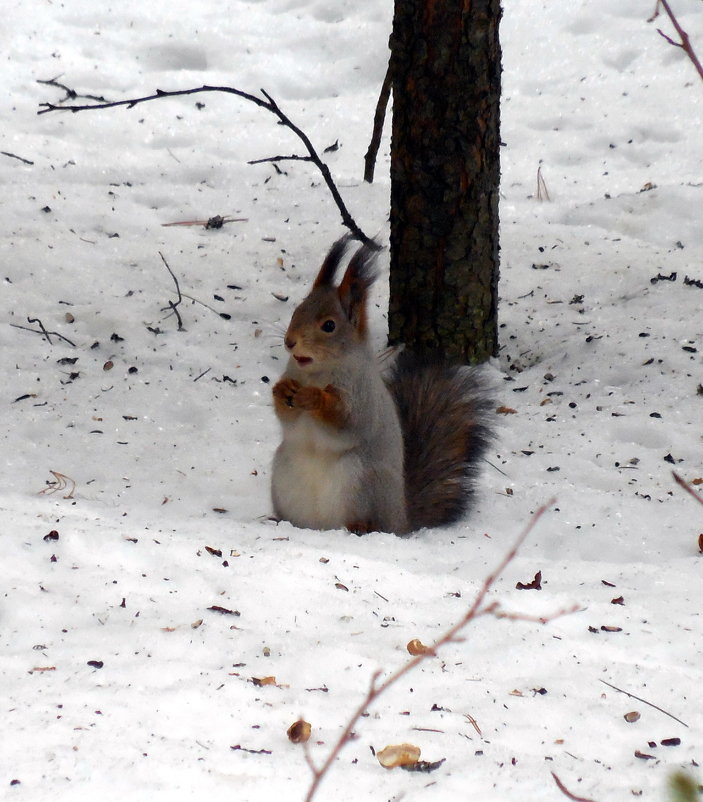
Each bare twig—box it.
[649,1,703,82]
[1,151,34,165]
[10,318,76,347]
[248,154,313,165]
[672,471,703,507]
[599,679,688,728]
[29,316,52,344]
[38,470,76,499]
[161,215,247,229]
[37,81,376,246]
[464,713,482,737]
[536,164,551,202]
[303,499,563,802]
[158,252,184,331]
[37,75,111,104]
[364,60,392,183]
[551,771,597,802]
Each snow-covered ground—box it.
[2,0,702,799]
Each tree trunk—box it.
[389,0,501,363]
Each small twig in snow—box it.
[2,151,34,165]
[29,316,52,344]
[672,471,703,507]
[648,1,703,82]
[303,499,569,802]
[248,154,313,166]
[37,81,376,245]
[38,470,77,499]
[37,75,111,105]
[536,164,551,202]
[551,771,597,802]
[159,252,184,331]
[599,679,688,728]
[10,318,76,347]
[162,215,248,229]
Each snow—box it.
[2,0,702,799]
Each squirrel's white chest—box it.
[271,416,362,530]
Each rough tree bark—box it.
[389,0,502,363]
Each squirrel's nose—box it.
[285,336,296,350]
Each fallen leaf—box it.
[496,405,517,415]
[376,743,421,769]
[251,676,277,687]
[624,711,641,723]
[516,570,542,590]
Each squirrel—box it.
[271,236,493,536]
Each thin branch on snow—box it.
[162,215,248,229]
[536,164,551,202]
[302,499,580,802]
[599,679,689,728]
[648,0,703,82]
[551,771,597,802]
[37,81,376,245]
[37,75,112,105]
[159,252,184,331]
[1,150,34,165]
[38,470,77,500]
[10,317,77,347]
[248,154,313,166]
[672,471,703,508]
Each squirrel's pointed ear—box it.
[313,235,352,288]
[337,242,379,336]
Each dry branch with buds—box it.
[301,499,581,802]
[649,0,703,82]
[37,82,376,245]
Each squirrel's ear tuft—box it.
[337,241,380,336]
[313,235,353,288]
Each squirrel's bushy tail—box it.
[386,351,494,532]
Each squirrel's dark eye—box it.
[320,319,336,333]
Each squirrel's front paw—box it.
[294,385,325,411]
[273,378,302,409]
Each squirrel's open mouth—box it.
[294,355,313,366]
